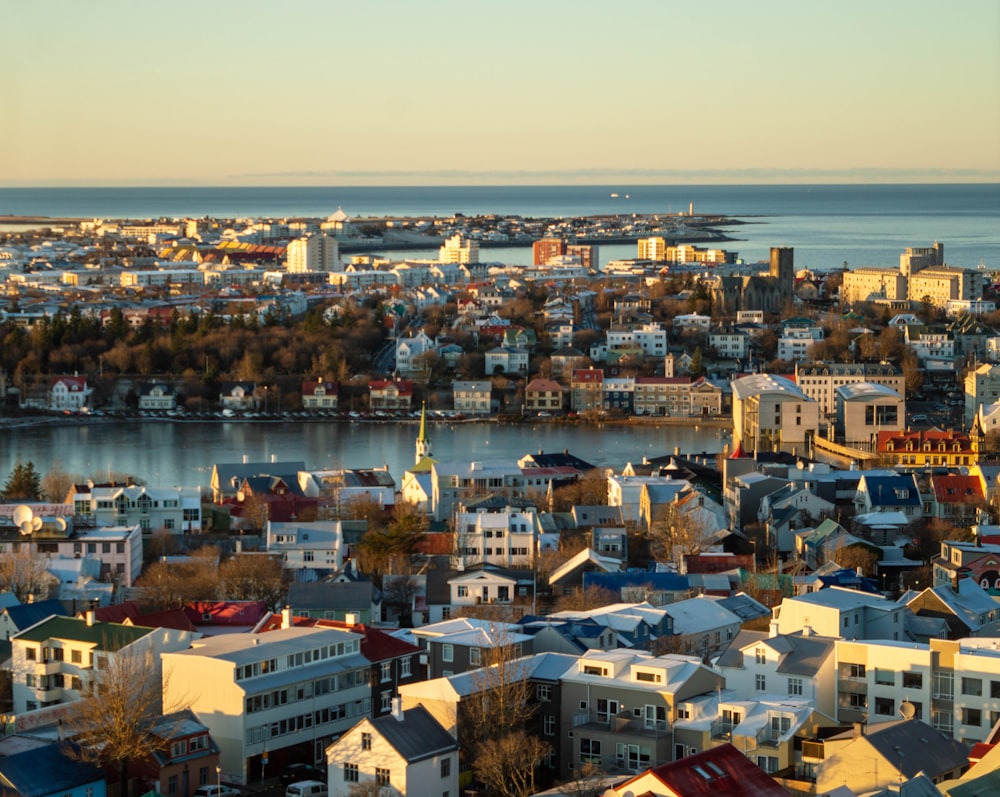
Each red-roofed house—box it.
[368,379,414,412]
[525,378,566,414]
[571,367,604,412]
[609,744,787,797]
[49,374,92,412]
[929,473,986,524]
[184,601,268,633]
[302,377,339,411]
[875,429,977,468]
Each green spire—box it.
[418,402,428,443]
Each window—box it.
[756,756,779,774]
[168,775,178,795]
[375,768,390,787]
[755,674,766,691]
[344,763,358,783]
[457,586,468,598]
[992,680,1000,699]
[874,697,895,716]
[441,644,454,663]
[788,677,803,696]
[199,767,209,786]
[903,672,923,689]
[848,663,866,678]
[189,735,208,752]
[362,732,372,750]
[580,738,601,765]
[543,715,556,736]
[441,757,451,777]
[537,684,552,702]
[755,647,766,664]
[25,648,36,661]
[71,649,82,664]
[401,657,412,677]
[380,662,391,682]
[171,741,187,758]
[964,708,983,727]
[875,669,894,686]
[962,677,983,697]
[381,691,392,712]
[469,647,481,666]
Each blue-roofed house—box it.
[518,615,619,654]
[853,472,923,521]
[583,570,690,607]
[0,598,68,642]
[0,742,106,797]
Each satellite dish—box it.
[899,700,916,720]
[55,517,67,532]
[12,505,33,528]
[18,520,34,536]
[32,517,42,532]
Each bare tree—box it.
[0,548,58,603]
[474,730,550,797]
[553,585,620,613]
[67,645,184,797]
[647,500,711,568]
[40,459,81,503]
[218,553,288,609]
[135,546,218,610]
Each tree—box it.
[135,546,218,610]
[2,460,42,501]
[67,645,182,797]
[647,498,712,568]
[474,730,550,797]
[835,543,880,576]
[218,554,288,609]
[40,459,79,503]
[553,584,620,613]
[0,548,58,603]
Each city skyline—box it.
[2,0,999,187]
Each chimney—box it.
[853,721,865,738]
[391,697,404,721]
[281,606,293,629]
[85,610,95,627]
[344,612,360,626]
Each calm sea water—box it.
[0,420,729,492]
[1,184,998,271]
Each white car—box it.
[193,786,241,797]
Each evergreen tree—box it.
[2,460,42,501]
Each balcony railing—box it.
[710,719,734,740]
[571,711,669,736]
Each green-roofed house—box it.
[11,612,195,721]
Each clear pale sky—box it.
[2,0,998,186]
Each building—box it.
[161,624,372,784]
[453,504,539,568]
[49,374,92,412]
[452,380,492,415]
[710,247,795,314]
[571,368,604,412]
[137,381,179,411]
[731,374,819,454]
[326,703,459,797]
[794,362,905,418]
[525,378,565,414]
[533,237,566,265]
[68,482,202,535]
[302,378,339,411]
[965,363,1000,427]
[286,233,339,273]
[369,380,414,412]
[0,743,107,797]
[438,234,479,264]
[11,613,193,716]
[834,382,905,446]
[874,429,977,469]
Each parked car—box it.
[279,764,325,787]
[193,787,241,797]
[285,781,328,797]
[911,414,928,422]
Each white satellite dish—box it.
[55,517,67,532]
[32,517,42,532]
[12,505,33,528]
[18,520,34,536]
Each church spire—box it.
[416,402,432,464]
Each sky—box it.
[2,0,999,187]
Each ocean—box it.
[1,184,998,272]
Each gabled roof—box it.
[14,615,152,650]
[548,548,622,585]
[613,742,787,796]
[0,743,104,797]
[1,599,69,631]
[368,705,457,763]
[826,718,969,780]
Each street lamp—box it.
[216,765,221,793]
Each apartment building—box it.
[438,234,479,264]
[794,362,905,418]
[67,482,202,535]
[571,368,604,412]
[731,374,819,453]
[769,587,906,641]
[161,625,372,784]
[286,233,339,273]
[11,613,192,716]
[452,505,538,568]
[557,649,724,778]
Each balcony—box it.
[571,711,670,738]
[33,659,63,677]
[710,719,735,740]
[755,726,787,748]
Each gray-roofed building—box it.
[162,624,371,784]
[0,598,68,642]
[287,579,379,625]
[815,718,970,795]
[326,703,459,797]
[210,460,305,503]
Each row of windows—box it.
[246,698,371,744]
[236,640,360,681]
[245,670,367,712]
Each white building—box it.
[286,233,340,273]
[453,506,538,568]
[326,702,459,797]
[437,235,479,264]
[67,483,202,535]
[731,374,819,454]
[162,623,372,784]
[266,521,344,572]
